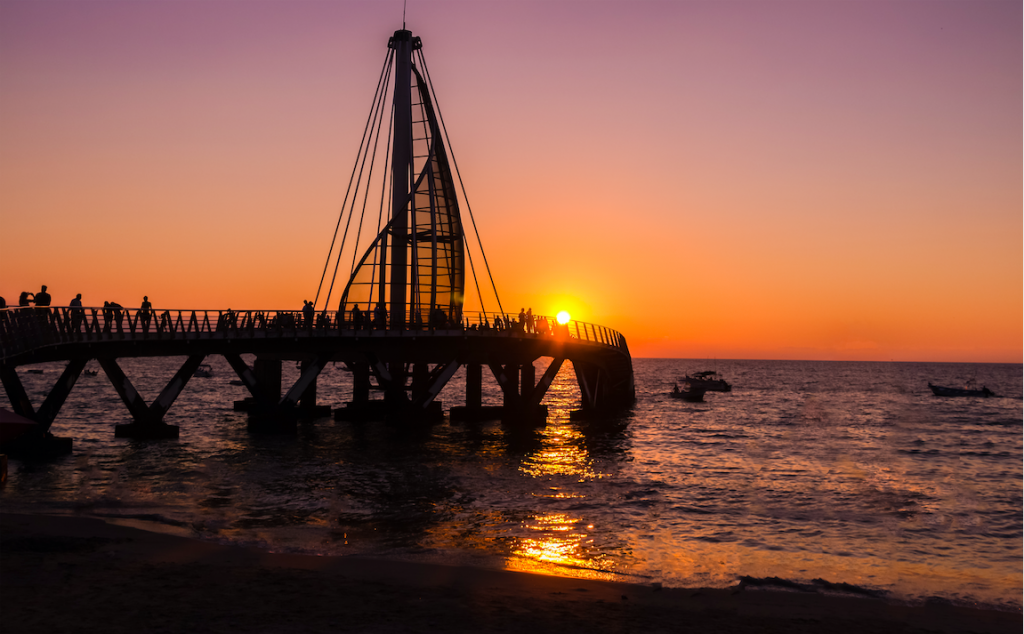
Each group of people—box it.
[344,303,395,330]
[0,285,53,309]
[3,289,564,338]
[0,286,159,333]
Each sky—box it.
[1,0,1020,363]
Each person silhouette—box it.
[18,292,33,307]
[70,293,84,331]
[302,300,314,327]
[140,296,152,331]
[351,304,364,330]
[108,300,123,331]
[35,285,51,307]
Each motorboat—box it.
[684,371,731,392]
[670,383,707,402]
[928,380,995,397]
[194,364,214,378]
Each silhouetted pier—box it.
[0,27,634,456]
[0,305,633,453]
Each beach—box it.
[1,513,1017,634]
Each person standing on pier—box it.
[70,293,84,331]
[351,304,364,330]
[373,302,387,329]
[140,296,152,331]
[34,285,51,307]
[302,300,313,328]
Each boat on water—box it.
[684,371,731,392]
[928,380,995,398]
[670,383,707,402]
[193,364,213,378]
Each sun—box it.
[556,311,571,325]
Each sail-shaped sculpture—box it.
[338,31,464,329]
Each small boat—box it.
[684,371,731,392]
[928,380,995,398]
[84,368,98,377]
[670,383,707,402]
[193,364,214,378]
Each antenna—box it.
[403,0,407,29]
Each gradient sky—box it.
[1,0,1020,362]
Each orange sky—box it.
[1,1,1020,363]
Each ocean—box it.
[2,357,1021,611]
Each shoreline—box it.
[2,512,1019,633]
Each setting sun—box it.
[556,311,571,325]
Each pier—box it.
[0,27,634,455]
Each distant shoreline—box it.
[2,512,1018,634]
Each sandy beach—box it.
[1,513,1018,633]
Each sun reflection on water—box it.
[506,512,614,580]
[505,362,619,579]
[518,421,601,481]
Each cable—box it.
[324,51,395,311]
[418,49,504,317]
[314,47,394,309]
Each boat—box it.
[193,364,213,378]
[928,380,995,397]
[684,371,731,392]
[670,383,707,402]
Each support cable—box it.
[323,52,395,311]
[314,48,394,309]
[418,50,504,317]
[366,102,395,308]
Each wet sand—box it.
[1,513,1018,633]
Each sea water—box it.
[2,358,1021,610]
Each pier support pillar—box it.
[98,355,205,439]
[253,357,282,401]
[412,362,430,403]
[384,361,408,406]
[299,359,318,413]
[502,364,520,410]
[0,361,79,457]
[465,363,482,409]
[352,363,370,404]
[521,362,535,399]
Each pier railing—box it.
[0,307,628,361]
